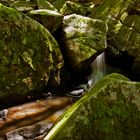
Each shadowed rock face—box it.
[44,73,140,140]
[115,15,140,58]
[0,4,63,105]
[61,14,108,72]
[114,14,140,79]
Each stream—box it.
[0,52,124,140]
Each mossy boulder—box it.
[90,0,140,79]
[61,14,108,71]
[36,0,58,11]
[0,0,58,13]
[89,0,133,44]
[0,4,63,106]
[89,0,133,50]
[10,0,36,12]
[115,15,140,58]
[60,1,95,16]
[47,0,101,11]
[115,15,140,78]
[0,0,36,12]
[46,0,66,11]
[44,73,140,140]
[89,0,131,20]
[0,0,63,33]
[27,9,63,33]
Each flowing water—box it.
[66,51,125,97]
[88,52,106,88]
[67,52,106,97]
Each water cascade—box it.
[88,52,106,88]
[66,51,129,97]
[67,52,107,97]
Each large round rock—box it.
[45,73,140,140]
[61,14,107,72]
[0,4,63,106]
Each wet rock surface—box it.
[6,123,50,140]
[61,14,108,71]
[0,0,140,139]
[45,73,140,140]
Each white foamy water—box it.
[88,52,106,88]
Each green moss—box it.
[115,15,140,58]
[37,0,58,11]
[60,1,94,16]
[62,14,108,70]
[0,4,63,106]
[45,73,140,140]
[51,0,67,10]
[28,9,62,16]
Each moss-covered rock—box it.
[90,0,140,79]
[60,1,95,16]
[90,0,131,20]
[11,0,36,12]
[6,0,63,33]
[0,4,63,105]
[36,0,58,11]
[114,14,140,78]
[61,14,108,71]
[47,0,101,11]
[115,15,140,57]
[89,0,133,44]
[0,0,37,12]
[46,0,66,11]
[0,0,58,13]
[27,9,63,33]
[44,73,140,140]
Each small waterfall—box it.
[67,52,126,97]
[88,52,106,88]
[66,52,107,98]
